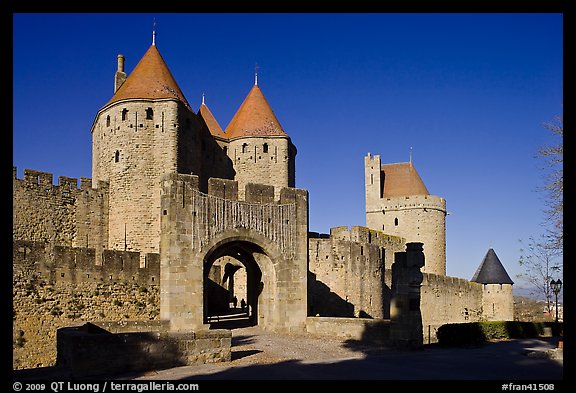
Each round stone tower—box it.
[91,42,199,259]
[224,80,296,201]
[365,153,447,275]
[471,248,515,321]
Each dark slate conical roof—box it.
[471,248,514,284]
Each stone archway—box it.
[160,173,309,333]
[203,241,271,328]
[199,233,282,330]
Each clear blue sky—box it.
[13,13,563,294]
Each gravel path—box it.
[228,326,370,365]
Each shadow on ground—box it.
[13,333,563,381]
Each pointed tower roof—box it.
[380,162,429,197]
[104,45,190,109]
[471,248,514,284]
[225,85,287,139]
[198,97,226,139]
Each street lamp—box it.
[550,279,562,323]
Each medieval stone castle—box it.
[13,37,515,372]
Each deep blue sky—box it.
[13,13,563,293]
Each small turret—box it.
[471,248,514,321]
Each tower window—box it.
[115,150,120,163]
[242,143,248,153]
[106,115,110,127]
[122,108,128,121]
[394,218,399,226]
[146,108,154,120]
[263,143,269,153]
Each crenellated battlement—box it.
[13,240,159,286]
[14,167,109,193]
[329,225,405,246]
[167,173,306,205]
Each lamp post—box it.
[550,279,562,323]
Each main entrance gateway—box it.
[160,173,309,333]
[204,240,273,328]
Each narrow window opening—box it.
[360,246,364,255]
[242,143,248,153]
[146,108,154,120]
[106,115,110,127]
[115,150,120,163]
[263,143,269,153]
[394,218,399,226]
[122,108,128,121]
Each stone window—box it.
[106,115,110,127]
[122,108,128,121]
[115,150,120,163]
[263,143,269,153]
[146,107,154,120]
[394,217,399,226]
[242,143,248,153]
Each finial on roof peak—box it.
[152,18,157,46]
[409,146,413,165]
[202,92,205,105]
[255,63,259,86]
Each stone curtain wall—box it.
[420,273,483,343]
[13,168,109,255]
[12,241,160,370]
[308,226,405,319]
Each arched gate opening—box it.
[203,240,270,329]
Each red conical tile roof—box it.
[381,162,429,197]
[225,85,287,139]
[104,45,190,108]
[199,101,226,139]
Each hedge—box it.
[436,321,563,346]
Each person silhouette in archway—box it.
[240,298,246,313]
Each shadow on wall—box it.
[307,271,355,317]
[205,278,230,314]
[49,322,230,379]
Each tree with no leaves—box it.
[516,116,563,304]
[538,116,563,251]
[517,235,562,313]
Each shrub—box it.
[437,321,563,346]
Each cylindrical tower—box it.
[91,44,197,259]
[225,83,296,200]
[365,153,447,275]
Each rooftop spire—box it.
[255,63,259,86]
[410,146,413,165]
[201,92,205,105]
[152,18,157,46]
